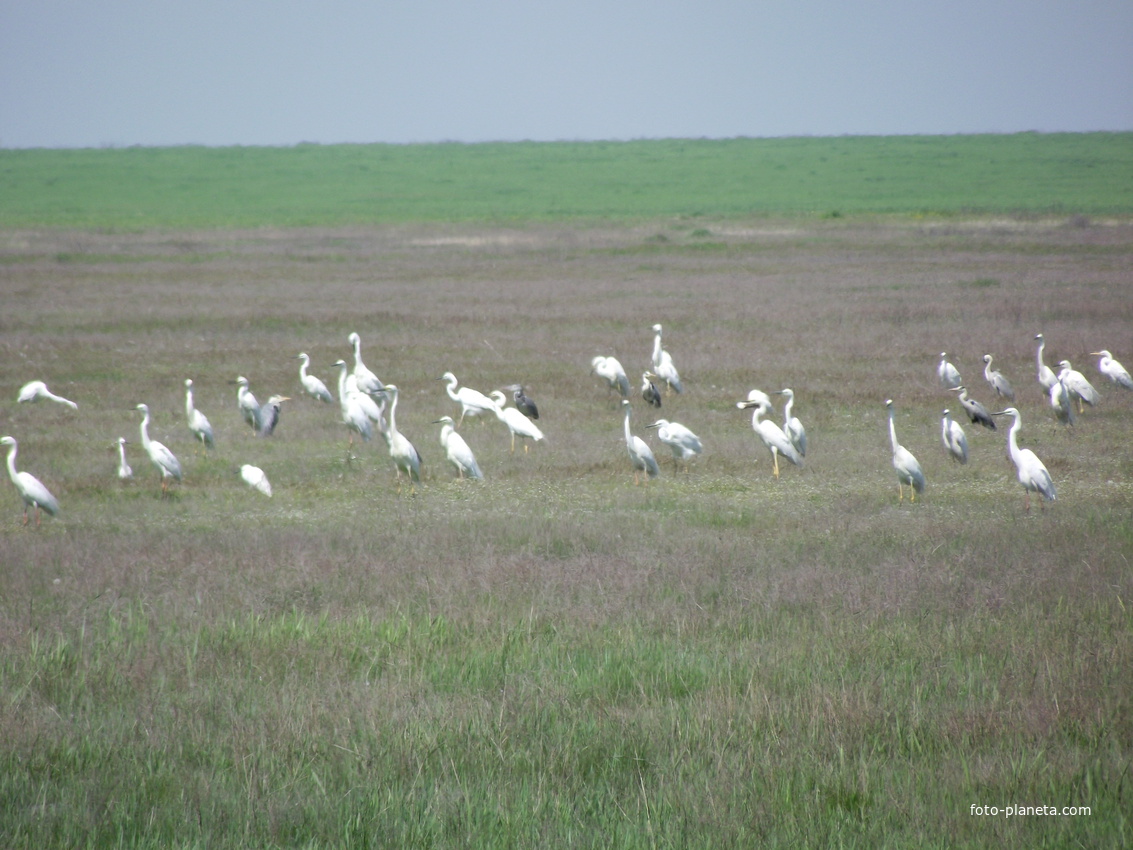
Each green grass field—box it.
[1,136,1131,847]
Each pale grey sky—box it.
[2,0,1131,148]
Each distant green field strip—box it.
[1,133,1130,228]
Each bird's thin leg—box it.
[898,483,904,502]
[1025,491,1031,513]
[35,506,41,526]
[772,452,780,480]
[23,507,29,526]
[510,433,516,454]
[523,441,529,454]
[910,487,916,504]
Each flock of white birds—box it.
[4,325,1131,525]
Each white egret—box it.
[135,403,183,496]
[775,388,807,458]
[1050,377,1076,428]
[982,354,1015,402]
[992,407,1056,511]
[937,353,961,390]
[184,379,215,450]
[377,384,422,490]
[1090,350,1133,391]
[239,464,272,497]
[332,360,374,445]
[508,384,540,420]
[1,436,60,525]
[1034,334,1058,395]
[488,390,545,453]
[650,324,683,394]
[1057,360,1099,413]
[641,372,662,408]
[645,418,702,472]
[433,416,483,480]
[347,331,384,395]
[951,386,996,430]
[17,381,77,410]
[885,399,925,503]
[736,396,803,480]
[256,395,290,437]
[941,408,968,464]
[622,400,659,484]
[439,372,497,427]
[116,437,133,480]
[590,356,631,398]
[296,353,333,403]
[234,376,262,434]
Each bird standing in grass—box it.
[439,372,497,427]
[1090,350,1133,391]
[234,376,262,434]
[116,437,133,480]
[1034,334,1058,395]
[332,359,374,445]
[239,464,272,497]
[256,395,290,437]
[347,331,384,395]
[488,391,544,453]
[622,400,659,485]
[1057,360,1099,413]
[941,408,968,464]
[377,384,422,491]
[1049,377,1076,428]
[434,415,483,480]
[886,399,925,503]
[1,435,60,526]
[937,353,961,390]
[650,324,683,394]
[993,407,1056,512]
[591,355,631,399]
[736,395,802,480]
[982,354,1015,402]
[17,381,77,410]
[184,379,215,451]
[509,384,540,420]
[296,353,333,403]
[951,386,996,430]
[641,372,662,408]
[135,403,182,496]
[646,418,702,472]
[775,388,807,458]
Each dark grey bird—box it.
[509,384,539,420]
[256,395,291,437]
[641,372,662,408]
[951,386,996,430]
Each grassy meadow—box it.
[1,138,1132,847]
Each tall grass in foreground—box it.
[0,220,1130,846]
[1,133,1132,229]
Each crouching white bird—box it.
[993,407,1056,512]
[433,415,483,480]
[622,400,658,484]
[1090,350,1133,391]
[489,390,544,453]
[1,435,60,525]
[886,399,925,503]
[135,403,183,496]
[940,408,968,464]
[17,381,78,410]
[646,418,702,472]
[239,464,272,497]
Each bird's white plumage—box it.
[737,395,802,480]
[650,324,683,394]
[439,372,497,425]
[1034,334,1058,394]
[2,435,60,524]
[1057,360,1099,410]
[333,360,374,444]
[296,353,334,403]
[937,353,961,390]
[434,416,483,480]
[116,437,133,479]
[17,381,78,410]
[591,356,631,398]
[982,354,1015,401]
[1091,350,1133,391]
[347,332,384,395]
[646,418,702,470]
[777,388,807,458]
[940,408,968,464]
[1049,378,1076,427]
[239,464,272,497]
[993,407,1056,510]
[622,400,658,483]
[488,390,544,453]
[378,384,421,487]
[235,376,262,433]
[135,403,182,493]
[184,379,215,449]
[886,399,925,502]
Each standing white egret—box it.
[736,396,803,480]
[433,416,483,480]
[775,388,807,458]
[1090,350,1133,391]
[645,418,702,472]
[650,324,683,394]
[1049,377,1076,428]
[937,353,962,390]
[951,386,996,430]
[332,360,374,445]
[622,400,659,484]
[886,399,925,503]
[439,372,496,427]
[992,407,1056,511]
[17,381,78,410]
[377,384,422,490]
[184,379,215,450]
[1057,360,1099,413]
[116,437,133,479]
[256,395,290,437]
[239,464,272,497]
[135,403,183,496]
[591,356,631,398]
[347,331,384,395]
[940,408,968,464]
[508,384,540,420]
[1034,334,1058,395]
[1,436,60,525]
[982,354,1015,402]
[234,376,262,434]
[296,353,333,403]
[641,372,662,408]
[488,390,544,453]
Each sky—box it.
[2,0,1131,149]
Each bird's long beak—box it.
[645,422,661,429]
[1088,351,1103,356]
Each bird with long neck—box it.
[1034,334,1057,395]
[993,407,1056,512]
[886,399,925,503]
[135,403,182,496]
[622,400,658,484]
[2,436,60,525]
